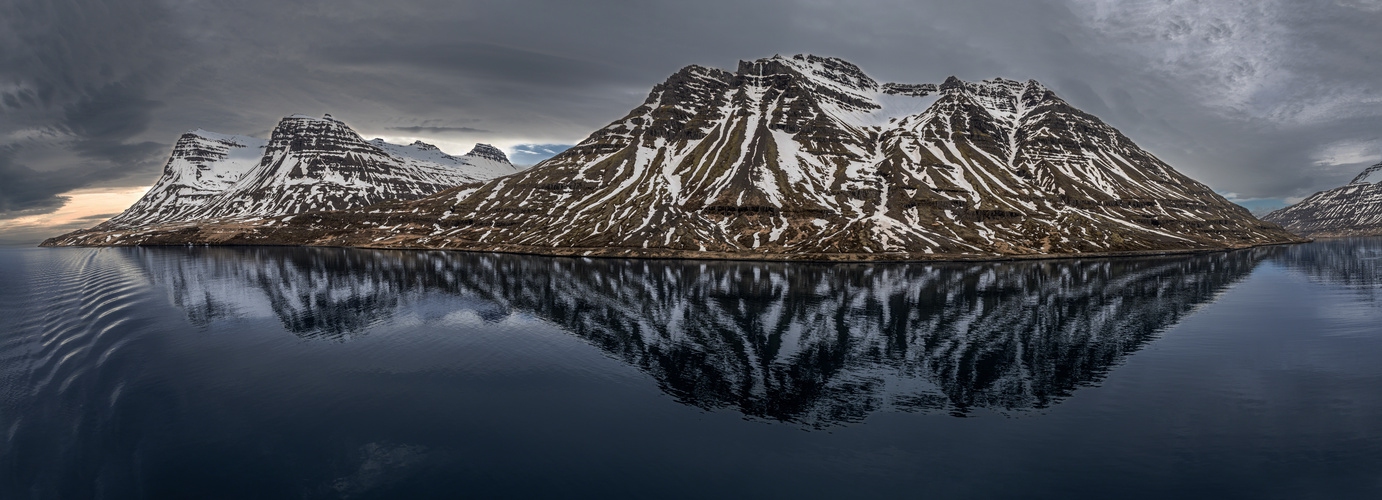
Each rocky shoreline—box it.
[40,213,1310,263]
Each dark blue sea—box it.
[3,239,1381,499]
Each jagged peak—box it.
[1350,161,1382,185]
[939,76,966,93]
[772,53,866,74]
[465,143,510,164]
[938,77,1046,97]
[663,64,734,85]
[184,129,263,146]
[744,53,879,92]
[409,140,440,151]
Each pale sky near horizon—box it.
[3,0,1382,244]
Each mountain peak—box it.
[409,140,440,151]
[66,114,518,233]
[940,76,966,90]
[1349,161,1382,185]
[465,143,510,164]
[757,53,879,92]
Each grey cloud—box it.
[0,83,170,219]
[385,126,491,134]
[73,212,119,222]
[0,151,81,216]
[0,0,182,220]
[321,42,646,90]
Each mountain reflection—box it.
[129,246,1275,424]
[1270,237,1382,299]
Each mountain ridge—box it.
[43,54,1302,258]
[1262,160,1382,237]
[86,114,516,230]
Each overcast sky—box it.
[3,0,1381,244]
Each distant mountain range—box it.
[1262,161,1382,237]
[89,114,516,230]
[43,55,1301,258]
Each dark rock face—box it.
[464,143,510,164]
[1262,161,1382,238]
[44,55,1301,258]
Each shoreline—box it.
[38,237,1313,265]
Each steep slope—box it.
[101,130,267,228]
[1262,162,1382,237]
[84,115,517,232]
[44,55,1300,258]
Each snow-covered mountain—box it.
[95,114,516,229]
[102,130,267,227]
[45,55,1299,256]
[1262,161,1382,237]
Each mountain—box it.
[1261,161,1382,237]
[43,55,1300,258]
[91,114,516,230]
[99,130,268,228]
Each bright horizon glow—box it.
[0,186,149,244]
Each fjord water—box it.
[2,241,1381,499]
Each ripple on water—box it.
[3,249,154,418]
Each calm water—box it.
[2,240,1381,499]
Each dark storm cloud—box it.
[0,150,72,214]
[322,42,644,90]
[4,0,1382,239]
[0,82,169,218]
[0,0,181,219]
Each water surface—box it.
[3,240,1381,498]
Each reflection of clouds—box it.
[331,442,430,499]
[137,246,1273,425]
